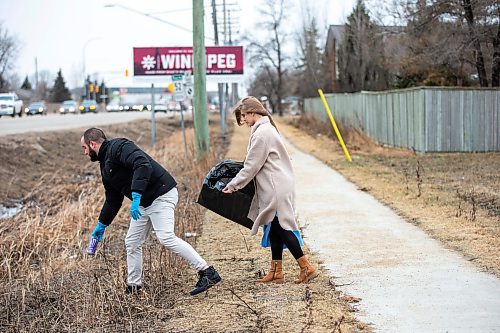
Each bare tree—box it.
[245,0,290,116]
[247,68,276,109]
[33,70,53,101]
[379,0,500,87]
[0,23,20,92]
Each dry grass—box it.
[0,117,224,331]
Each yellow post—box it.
[318,89,352,162]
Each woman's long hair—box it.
[232,96,278,132]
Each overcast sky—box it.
[0,0,357,89]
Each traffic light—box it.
[125,69,129,77]
[89,83,94,93]
[96,85,100,93]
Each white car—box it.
[59,100,79,114]
[0,92,24,117]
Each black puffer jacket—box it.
[97,138,177,225]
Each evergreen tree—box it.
[49,69,71,102]
[20,75,32,90]
[338,0,389,92]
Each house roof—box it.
[325,24,405,52]
[325,25,345,53]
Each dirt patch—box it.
[168,211,365,332]
[279,114,500,277]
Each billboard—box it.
[133,46,244,76]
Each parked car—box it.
[59,100,79,114]
[25,102,48,116]
[153,103,168,113]
[132,104,146,111]
[120,104,134,112]
[79,99,99,113]
[0,92,23,117]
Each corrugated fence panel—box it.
[304,87,499,152]
[425,89,434,151]
[450,90,464,152]
[387,93,394,146]
[391,93,400,147]
[474,90,485,151]
[407,91,415,149]
[400,92,409,148]
[485,91,495,151]
[494,91,499,150]
[463,90,473,152]
[415,89,426,151]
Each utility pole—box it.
[34,57,38,89]
[228,9,239,105]
[193,0,209,157]
[223,0,229,118]
[212,0,226,139]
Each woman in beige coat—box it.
[222,96,318,284]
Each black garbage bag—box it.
[197,160,255,229]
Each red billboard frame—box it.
[133,46,243,76]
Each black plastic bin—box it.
[197,160,255,229]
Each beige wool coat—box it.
[226,116,298,236]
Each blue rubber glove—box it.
[130,192,142,221]
[91,221,107,241]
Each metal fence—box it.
[304,87,500,152]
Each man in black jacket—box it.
[81,127,220,296]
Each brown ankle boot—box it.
[295,255,319,284]
[256,260,284,283]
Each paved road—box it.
[285,138,500,333]
[0,111,177,136]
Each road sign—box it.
[175,92,185,102]
[185,84,194,98]
[183,71,192,84]
[172,74,183,81]
[172,74,185,101]
[173,81,183,93]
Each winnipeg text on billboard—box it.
[133,46,244,76]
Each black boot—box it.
[190,266,221,296]
[125,285,142,294]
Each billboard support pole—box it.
[180,101,188,157]
[151,83,156,146]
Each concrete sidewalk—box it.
[285,137,500,332]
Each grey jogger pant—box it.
[125,188,207,286]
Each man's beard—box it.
[89,148,98,162]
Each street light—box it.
[104,3,214,41]
[105,4,189,35]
